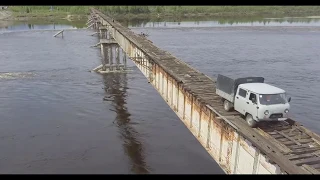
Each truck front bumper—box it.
[257,117,288,122]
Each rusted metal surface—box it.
[90,8,320,174]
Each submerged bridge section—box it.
[88,8,320,174]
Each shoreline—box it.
[2,11,320,22]
[1,10,320,30]
[4,12,87,21]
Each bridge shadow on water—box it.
[100,47,150,174]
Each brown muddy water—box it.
[0,17,320,174]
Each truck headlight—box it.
[284,109,289,113]
[264,110,269,115]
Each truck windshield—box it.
[259,93,287,105]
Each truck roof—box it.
[239,83,285,94]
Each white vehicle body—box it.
[215,74,291,127]
[234,83,290,122]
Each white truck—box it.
[216,74,291,128]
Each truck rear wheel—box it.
[246,114,257,128]
[223,100,232,112]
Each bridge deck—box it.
[90,8,320,174]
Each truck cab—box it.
[234,83,291,127]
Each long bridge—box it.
[87,8,320,174]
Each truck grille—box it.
[270,113,283,119]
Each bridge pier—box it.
[105,44,128,73]
[90,19,129,73]
[90,17,129,73]
[100,44,108,71]
[95,21,101,30]
[116,47,120,70]
[122,49,127,69]
[99,26,108,39]
[96,42,127,73]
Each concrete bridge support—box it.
[99,27,108,39]
[91,20,129,73]
[96,42,128,73]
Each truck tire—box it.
[223,100,232,112]
[246,114,257,128]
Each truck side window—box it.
[249,93,257,103]
[238,88,246,98]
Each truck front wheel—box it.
[246,114,257,128]
[223,100,232,112]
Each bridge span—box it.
[88,8,320,174]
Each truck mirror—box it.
[288,97,291,102]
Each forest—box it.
[9,6,320,17]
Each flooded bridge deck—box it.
[88,8,320,174]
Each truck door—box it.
[247,92,259,120]
[234,87,247,115]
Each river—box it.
[0,16,320,174]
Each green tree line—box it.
[8,6,320,16]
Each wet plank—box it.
[302,165,320,174]
[282,141,301,146]
[289,134,310,139]
[277,138,298,144]
[288,144,312,150]
[291,147,320,155]
[288,120,320,144]
[310,163,320,169]
[293,156,320,166]
[297,138,316,144]
[262,126,292,133]
[254,129,292,154]
[280,138,314,146]
[276,130,302,146]
[274,134,310,139]
[286,153,317,160]
[281,128,301,134]
[220,111,241,116]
